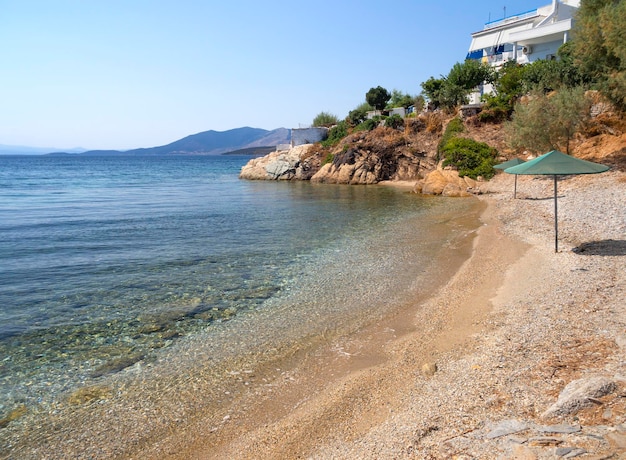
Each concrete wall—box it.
[388,107,406,117]
[291,127,328,147]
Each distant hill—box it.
[63,127,291,156]
[0,144,86,155]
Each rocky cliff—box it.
[240,117,442,185]
[239,111,625,196]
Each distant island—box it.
[3,127,291,157]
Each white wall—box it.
[291,127,328,147]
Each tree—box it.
[365,86,391,111]
[506,87,591,154]
[494,60,527,101]
[421,77,445,109]
[550,87,592,153]
[421,60,493,110]
[347,102,372,126]
[387,89,415,109]
[412,94,426,113]
[522,51,585,94]
[571,0,626,109]
[446,60,494,93]
[312,112,339,127]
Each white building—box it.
[467,0,580,102]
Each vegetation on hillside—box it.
[312,112,339,127]
[365,86,391,111]
[300,1,625,181]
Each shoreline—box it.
[173,171,625,458]
[2,171,623,458]
[168,190,526,459]
[0,185,485,459]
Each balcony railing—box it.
[484,9,537,30]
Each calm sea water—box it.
[0,154,481,452]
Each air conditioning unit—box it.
[522,45,533,55]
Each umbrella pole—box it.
[554,175,558,253]
[514,175,518,199]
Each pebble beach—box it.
[174,170,625,459]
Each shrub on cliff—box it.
[347,108,368,126]
[441,137,497,179]
[354,118,379,132]
[437,116,465,159]
[385,114,404,130]
[313,112,339,127]
[321,121,348,147]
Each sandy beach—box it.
[149,170,625,459]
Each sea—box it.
[0,154,483,456]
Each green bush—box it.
[313,111,339,127]
[347,108,368,125]
[385,114,404,129]
[441,137,497,179]
[437,116,465,157]
[354,118,379,132]
[321,121,348,147]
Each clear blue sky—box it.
[1,0,543,150]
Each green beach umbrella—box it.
[494,158,526,198]
[504,150,609,252]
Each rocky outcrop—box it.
[541,376,619,419]
[310,131,426,185]
[239,144,316,181]
[240,128,430,185]
[413,167,480,197]
[310,150,424,184]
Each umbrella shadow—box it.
[522,195,565,201]
[572,240,626,256]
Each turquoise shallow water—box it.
[0,154,482,456]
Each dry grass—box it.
[423,112,444,134]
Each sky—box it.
[0,0,545,151]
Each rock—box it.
[528,436,562,446]
[555,447,575,457]
[605,432,626,449]
[239,144,313,180]
[417,168,476,196]
[265,159,296,180]
[421,362,437,377]
[421,170,447,195]
[484,419,528,439]
[442,183,472,197]
[537,424,582,434]
[561,448,587,458]
[541,376,618,419]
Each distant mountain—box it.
[0,144,86,155]
[71,127,291,156]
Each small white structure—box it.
[467,0,580,103]
[388,107,407,118]
[366,107,407,119]
[291,127,328,147]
